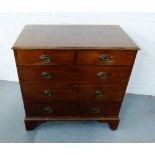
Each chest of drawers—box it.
[12,25,139,130]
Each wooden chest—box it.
[12,25,139,130]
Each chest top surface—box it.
[12,25,139,50]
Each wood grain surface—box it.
[13,25,139,130]
[12,25,139,50]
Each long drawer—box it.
[22,83,126,102]
[25,101,121,117]
[18,66,132,84]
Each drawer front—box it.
[25,101,121,117]
[22,84,126,102]
[76,50,137,65]
[18,66,131,84]
[15,49,74,65]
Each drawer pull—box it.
[97,72,108,79]
[40,55,52,64]
[44,107,53,114]
[43,90,53,96]
[41,72,53,79]
[95,90,104,97]
[99,55,112,62]
[91,107,100,114]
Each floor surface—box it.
[0,80,155,143]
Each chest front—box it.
[13,25,139,130]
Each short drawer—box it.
[76,50,137,65]
[25,101,121,117]
[22,84,126,102]
[15,49,74,65]
[18,66,131,84]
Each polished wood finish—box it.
[76,50,137,66]
[12,25,139,50]
[16,49,74,65]
[25,101,121,117]
[18,66,132,84]
[22,83,126,101]
[12,25,139,131]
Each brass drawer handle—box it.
[41,72,53,79]
[91,107,100,114]
[43,90,53,96]
[95,90,104,97]
[99,55,112,62]
[97,72,108,80]
[40,55,52,64]
[44,107,53,114]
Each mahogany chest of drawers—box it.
[12,25,139,130]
